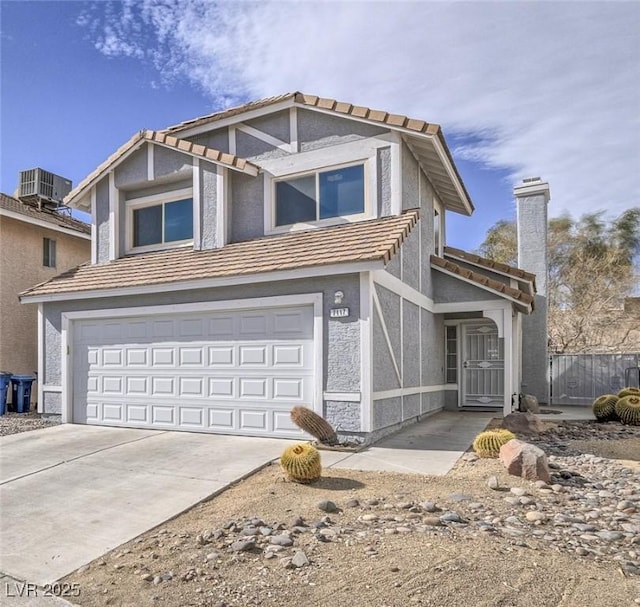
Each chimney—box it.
[514,177,550,404]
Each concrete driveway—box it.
[0,425,294,586]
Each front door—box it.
[461,322,504,407]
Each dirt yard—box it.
[61,433,640,607]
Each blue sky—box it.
[1,1,638,251]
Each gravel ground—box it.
[56,419,640,607]
[3,413,639,605]
[0,410,61,436]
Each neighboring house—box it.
[0,192,90,405]
[20,92,541,442]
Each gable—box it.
[297,108,388,152]
[433,270,504,304]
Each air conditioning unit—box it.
[19,168,72,205]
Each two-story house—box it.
[20,93,539,442]
[1,192,90,409]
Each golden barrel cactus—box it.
[280,443,322,483]
[618,387,640,399]
[615,395,640,426]
[290,406,339,445]
[472,429,516,458]
[592,394,619,422]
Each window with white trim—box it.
[274,163,366,228]
[446,325,457,383]
[434,209,441,255]
[43,237,56,268]
[127,188,193,252]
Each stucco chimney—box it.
[515,177,550,404]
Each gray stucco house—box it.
[21,92,541,443]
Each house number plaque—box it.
[330,307,350,318]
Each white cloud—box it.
[83,0,639,219]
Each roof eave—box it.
[431,257,533,314]
[64,130,259,211]
[19,259,384,304]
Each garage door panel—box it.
[239,345,268,366]
[126,348,148,366]
[209,346,234,366]
[179,377,204,396]
[127,405,148,423]
[151,377,175,396]
[103,349,123,366]
[209,408,234,429]
[152,405,175,425]
[179,347,204,366]
[103,404,123,422]
[73,305,315,438]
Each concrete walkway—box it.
[0,425,294,587]
[322,410,494,474]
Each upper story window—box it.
[434,209,441,255]
[274,163,366,228]
[127,188,193,253]
[43,237,56,268]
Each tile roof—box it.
[0,192,90,235]
[21,211,418,300]
[65,130,259,207]
[431,255,534,311]
[165,92,473,216]
[444,246,536,292]
[165,92,444,138]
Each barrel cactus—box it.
[280,443,322,483]
[615,395,640,426]
[290,406,339,445]
[618,387,640,399]
[472,429,516,458]
[592,394,619,422]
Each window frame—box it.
[43,237,56,268]
[125,187,194,254]
[269,160,371,233]
[433,198,444,256]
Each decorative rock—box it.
[205,552,220,562]
[487,476,500,490]
[521,394,540,414]
[449,493,472,502]
[422,517,443,526]
[462,452,480,462]
[231,539,255,552]
[270,535,294,547]
[439,512,463,524]
[510,487,527,497]
[291,551,309,568]
[419,501,439,512]
[317,500,338,513]
[361,514,379,522]
[502,411,548,434]
[525,511,547,523]
[596,530,624,542]
[346,499,360,508]
[500,439,551,482]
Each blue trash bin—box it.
[0,373,12,416]
[10,375,36,414]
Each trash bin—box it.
[0,373,12,416]
[10,375,36,414]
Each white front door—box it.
[72,305,315,438]
[461,322,504,407]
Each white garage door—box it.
[72,305,315,437]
